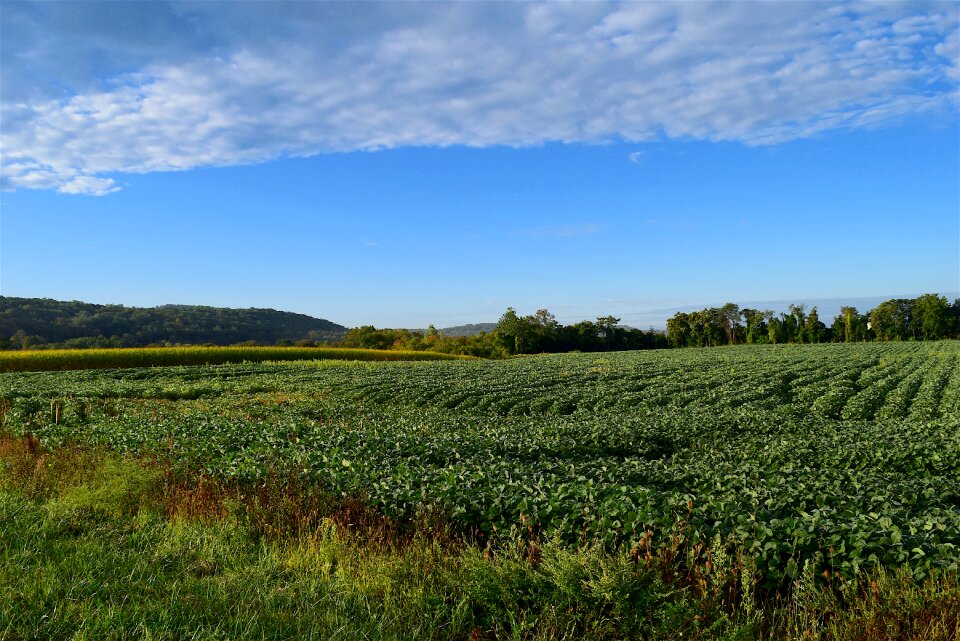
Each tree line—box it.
[665,294,958,348]
[339,308,667,357]
[4,294,956,355]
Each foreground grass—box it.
[0,346,469,373]
[1,436,957,641]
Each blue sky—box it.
[1,1,958,328]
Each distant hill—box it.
[438,323,498,337]
[404,323,498,337]
[0,297,347,349]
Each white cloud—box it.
[1,1,957,194]
[57,176,120,196]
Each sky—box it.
[1,1,958,329]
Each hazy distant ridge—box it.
[429,323,498,337]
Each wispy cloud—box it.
[2,2,956,194]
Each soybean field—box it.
[2,341,959,587]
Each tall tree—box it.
[495,307,531,355]
[870,299,912,341]
[528,309,560,352]
[950,299,960,337]
[666,312,691,348]
[835,306,861,343]
[720,303,741,345]
[787,304,807,343]
[742,308,769,344]
[768,315,787,344]
[912,293,949,340]
[595,315,622,350]
[804,306,826,343]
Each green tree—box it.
[527,309,560,352]
[742,308,770,344]
[595,315,622,350]
[666,312,691,348]
[688,310,709,347]
[804,306,826,343]
[10,329,44,350]
[710,308,726,346]
[786,304,807,343]
[950,299,960,338]
[720,303,741,345]
[768,315,786,344]
[834,306,862,343]
[870,299,912,341]
[562,320,600,351]
[495,308,535,355]
[912,293,949,340]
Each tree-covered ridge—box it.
[431,323,498,337]
[666,294,959,347]
[0,297,347,349]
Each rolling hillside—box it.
[0,297,347,348]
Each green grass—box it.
[1,438,957,641]
[0,345,470,372]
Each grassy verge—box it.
[1,434,957,641]
[0,346,470,372]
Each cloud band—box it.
[2,2,957,194]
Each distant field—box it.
[3,341,958,586]
[0,345,470,372]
